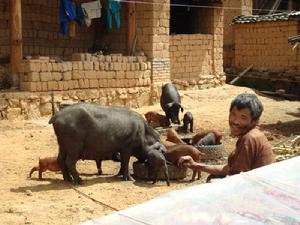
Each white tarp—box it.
[81,156,300,225]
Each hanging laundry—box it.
[106,0,121,29]
[75,3,85,26]
[59,0,77,34]
[81,0,102,27]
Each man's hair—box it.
[230,93,264,120]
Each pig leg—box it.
[190,120,194,133]
[191,170,197,182]
[95,159,102,175]
[65,154,82,185]
[163,165,170,186]
[29,166,39,178]
[118,152,134,181]
[197,171,201,180]
[58,150,72,182]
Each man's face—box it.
[229,106,257,137]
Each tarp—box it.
[81,156,300,225]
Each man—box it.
[178,93,275,178]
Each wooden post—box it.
[127,1,136,55]
[288,0,293,11]
[9,0,23,87]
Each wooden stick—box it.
[229,64,253,85]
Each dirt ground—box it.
[0,84,299,225]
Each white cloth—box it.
[81,0,102,27]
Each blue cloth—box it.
[59,0,77,34]
[106,0,121,29]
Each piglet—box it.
[29,156,60,179]
[145,111,170,128]
[177,112,194,133]
[192,130,223,146]
[166,128,186,144]
[164,144,204,181]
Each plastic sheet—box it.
[81,156,300,225]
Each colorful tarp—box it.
[81,156,300,225]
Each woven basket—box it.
[133,161,187,180]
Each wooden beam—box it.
[229,64,253,85]
[127,1,136,55]
[9,0,23,87]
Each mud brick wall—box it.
[234,21,300,72]
[223,0,252,68]
[19,54,151,92]
[136,0,170,86]
[170,7,225,90]
[170,34,214,83]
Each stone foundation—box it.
[0,87,151,120]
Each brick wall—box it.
[170,7,225,90]
[19,54,151,92]
[223,0,252,68]
[170,34,214,81]
[234,21,300,72]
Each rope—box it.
[69,185,119,211]
[115,0,289,13]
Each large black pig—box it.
[49,103,164,184]
[160,83,184,124]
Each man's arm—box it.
[178,156,229,176]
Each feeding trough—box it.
[133,161,187,180]
[180,137,225,161]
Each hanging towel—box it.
[81,0,102,27]
[59,0,77,34]
[107,0,121,29]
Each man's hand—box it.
[178,155,196,168]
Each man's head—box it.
[229,93,264,136]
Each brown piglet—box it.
[164,144,204,181]
[145,111,170,127]
[29,156,60,179]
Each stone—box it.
[39,103,52,116]
[6,108,22,120]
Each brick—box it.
[20,82,37,91]
[40,72,52,82]
[23,62,41,72]
[63,81,69,90]
[83,61,94,70]
[72,71,83,80]
[63,72,72,81]
[27,72,40,82]
[47,81,58,91]
[52,72,62,81]
[73,80,79,89]
[58,81,64,91]
[41,82,48,91]
[36,82,42,91]
[89,79,99,88]
[85,71,97,79]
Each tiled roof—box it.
[232,11,300,24]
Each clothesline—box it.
[113,0,290,13]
